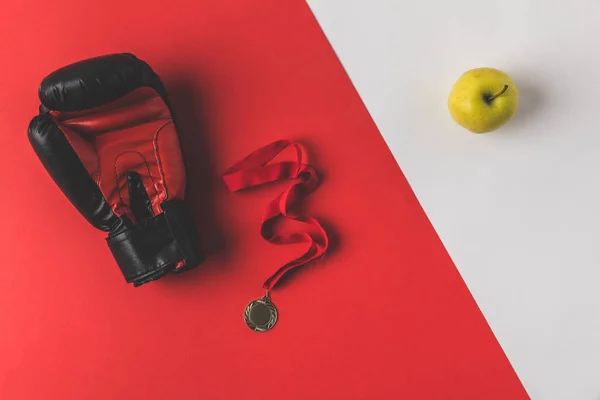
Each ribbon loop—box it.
[223,140,328,291]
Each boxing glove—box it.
[28,53,203,286]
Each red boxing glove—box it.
[28,54,203,286]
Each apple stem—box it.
[488,85,509,102]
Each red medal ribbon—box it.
[223,140,329,291]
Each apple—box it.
[448,68,519,133]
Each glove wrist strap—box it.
[107,200,203,286]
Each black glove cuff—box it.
[106,200,203,287]
[39,53,166,112]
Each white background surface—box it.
[306,1,600,398]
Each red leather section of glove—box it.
[51,87,186,222]
[58,123,100,182]
[50,87,169,135]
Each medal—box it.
[223,140,329,333]
[244,291,278,332]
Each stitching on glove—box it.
[59,94,162,122]
[152,120,175,202]
[88,117,171,137]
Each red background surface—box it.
[0,1,528,398]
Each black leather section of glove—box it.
[107,200,203,286]
[28,114,127,233]
[127,171,155,223]
[39,53,167,112]
[162,200,204,272]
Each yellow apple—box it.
[448,68,519,133]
